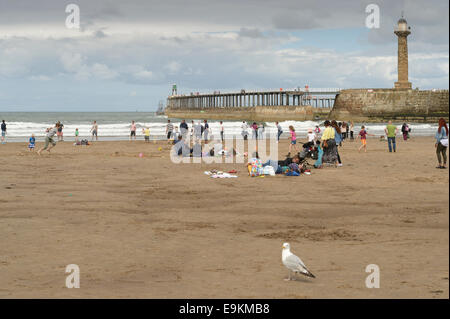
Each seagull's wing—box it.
[284,254,315,278]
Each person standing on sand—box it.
[194,121,202,142]
[341,122,347,140]
[57,122,64,141]
[251,122,258,140]
[384,121,398,153]
[1,120,6,144]
[166,120,174,143]
[37,123,59,155]
[180,120,188,139]
[75,128,79,143]
[401,123,410,141]
[241,121,249,140]
[258,123,265,140]
[143,126,150,143]
[321,120,338,165]
[130,121,137,141]
[276,121,283,143]
[358,126,375,153]
[331,120,343,166]
[28,134,36,151]
[190,120,195,139]
[350,121,354,140]
[203,119,210,142]
[90,121,98,141]
[307,128,316,143]
[435,118,448,169]
[287,126,298,156]
[219,121,224,142]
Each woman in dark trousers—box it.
[435,118,448,169]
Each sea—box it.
[0,112,439,142]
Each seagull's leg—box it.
[284,270,291,281]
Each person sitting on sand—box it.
[28,134,35,151]
[37,123,59,155]
[262,155,301,174]
[173,135,190,156]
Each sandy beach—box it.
[0,137,448,298]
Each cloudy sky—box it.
[0,0,448,111]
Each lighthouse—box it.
[394,15,412,89]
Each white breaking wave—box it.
[3,120,439,140]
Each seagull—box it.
[282,242,315,280]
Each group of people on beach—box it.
[0,116,448,169]
[165,119,213,144]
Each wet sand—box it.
[0,137,448,298]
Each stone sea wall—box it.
[329,89,449,122]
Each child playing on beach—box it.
[143,127,150,142]
[75,128,79,143]
[358,126,375,152]
[307,128,316,142]
[28,134,35,151]
[288,125,298,156]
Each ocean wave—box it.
[3,119,439,138]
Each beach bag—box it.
[285,171,300,176]
[248,158,263,177]
[262,165,275,176]
[441,138,449,147]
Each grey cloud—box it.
[238,28,264,38]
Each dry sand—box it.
[0,137,448,298]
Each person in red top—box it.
[358,125,375,153]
